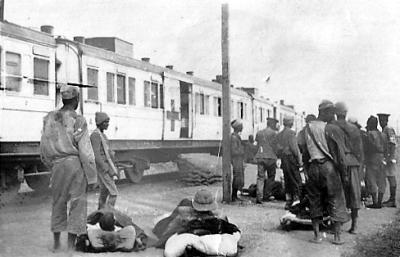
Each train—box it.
[0,21,305,192]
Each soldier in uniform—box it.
[298,100,349,245]
[40,85,97,251]
[377,113,398,207]
[90,112,119,209]
[364,116,386,209]
[276,116,303,209]
[333,102,363,234]
[254,118,279,204]
[230,119,245,202]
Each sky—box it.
[4,0,400,131]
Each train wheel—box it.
[25,175,50,192]
[0,169,21,206]
[123,162,144,183]
[25,164,50,192]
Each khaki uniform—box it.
[365,130,386,195]
[255,127,278,201]
[90,129,119,209]
[40,109,97,235]
[230,132,245,192]
[299,120,349,223]
[276,127,302,199]
[333,119,363,209]
[382,126,397,176]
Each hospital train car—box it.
[0,21,304,191]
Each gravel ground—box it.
[0,163,399,257]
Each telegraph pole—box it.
[221,4,231,203]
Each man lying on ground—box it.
[153,189,241,257]
[76,207,147,252]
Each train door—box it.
[179,81,192,138]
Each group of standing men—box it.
[40,85,120,251]
[230,99,397,245]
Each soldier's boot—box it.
[332,222,345,245]
[309,218,322,244]
[348,209,358,234]
[232,188,238,202]
[382,187,397,208]
[366,193,377,208]
[367,193,382,209]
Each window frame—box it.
[128,77,136,106]
[106,72,115,103]
[5,51,23,93]
[116,73,126,105]
[87,68,99,101]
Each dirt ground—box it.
[0,163,399,257]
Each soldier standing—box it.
[276,116,303,209]
[364,116,386,209]
[90,112,119,209]
[230,119,245,202]
[40,85,97,251]
[377,113,398,208]
[333,102,363,234]
[254,118,278,204]
[298,100,349,245]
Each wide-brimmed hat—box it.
[192,189,218,212]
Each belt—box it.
[310,158,328,164]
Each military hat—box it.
[334,101,348,115]
[230,119,243,129]
[377,113,390,119]
[95,112,110,125]
[60,84,79,99]
[266,117,279,123]
[283,116,294,125]
[305,114,316,123]
[192,189,217,212]
[318,100,334,110]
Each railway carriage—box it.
[0,21,304,192]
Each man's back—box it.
[255,127,277,160]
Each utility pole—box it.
[221,3,231,203]
[1,0,5,21]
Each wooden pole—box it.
[221,4,231,203]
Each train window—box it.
[117,74,126,104]
[195,93,200,113]
[259,107,263,122]
[267,109,271,118]
[128,77,136,105]
[87,68,98,100]
[151,82,159,108]
[204,95,210,115]
[159,84,164,109]
[33,58,49,96]
[5,52,22,92]
[200,93,205,114]
[107,72,115,102]
[217,97,222,117]
[144,81,151,107]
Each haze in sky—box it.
[5,0,400,131]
